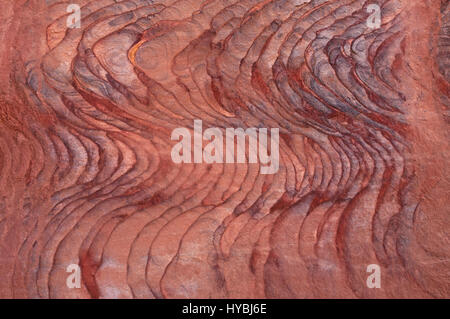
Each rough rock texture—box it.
[0,0,448,298]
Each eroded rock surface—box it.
[0,0,448,298]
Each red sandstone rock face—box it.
[0,0,448,299]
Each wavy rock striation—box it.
[0,0,448,298]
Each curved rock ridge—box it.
[0,0,448,298]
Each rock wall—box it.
[0,0,448,298]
